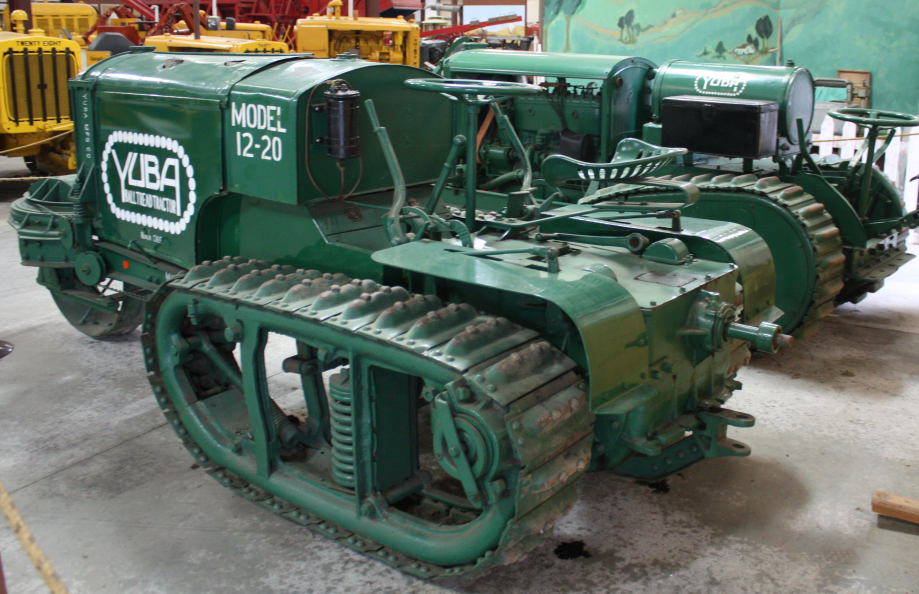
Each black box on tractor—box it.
[661,95,779,159]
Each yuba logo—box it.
[100,131,197,235]
[693,73,748,97]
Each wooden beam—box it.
[872,491,919,525]
[0,547,7,594]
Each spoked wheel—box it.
[44,269,145,339]
[144,258,594,578]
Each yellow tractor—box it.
[143,32,288,54]
[0,10,81,174]
[85,11,287,67]
[294,0,420,66]
[2,0,98,47]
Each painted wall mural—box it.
[543,0,919,113]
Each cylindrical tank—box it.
[651,59,814,145]
[325,82,361,161]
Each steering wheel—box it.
[828,108,919,129]
[405,78,543,103]
[828,108,919,217]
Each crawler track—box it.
[142,257,595,578]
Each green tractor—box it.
[11,48,792,577]
[439,50,919,339]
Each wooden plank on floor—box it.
[872,491,919,525]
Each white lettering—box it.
[127,152,143,188]
[142,154,160,190]
[276,107,286,133]
[231,102,288,133]
[111,150,183,215]
[257,104,267,129]
[160,157,181,211]
[694,74,747,97]
[231,102,246,127]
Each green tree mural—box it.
[617,9,634,43]
[755,15,774,53]
[545,0,586,52]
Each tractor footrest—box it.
[851,251,915,284]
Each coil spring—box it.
[328,368,355,488]
[74,202,90,220]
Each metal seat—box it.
[541,138,686,188]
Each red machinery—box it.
[137,0,422,44]
[420,14,521,43]
[83,0,208,45]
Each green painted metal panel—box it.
[373,239,699,409]
[543,211,778,325]
[93,90,224,269]
[72,52,306,269]
[226,58,370,204]
[227,59,454,205]
[81,51,300,102]
[441,49,655,82]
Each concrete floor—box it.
[0,155,917,594]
